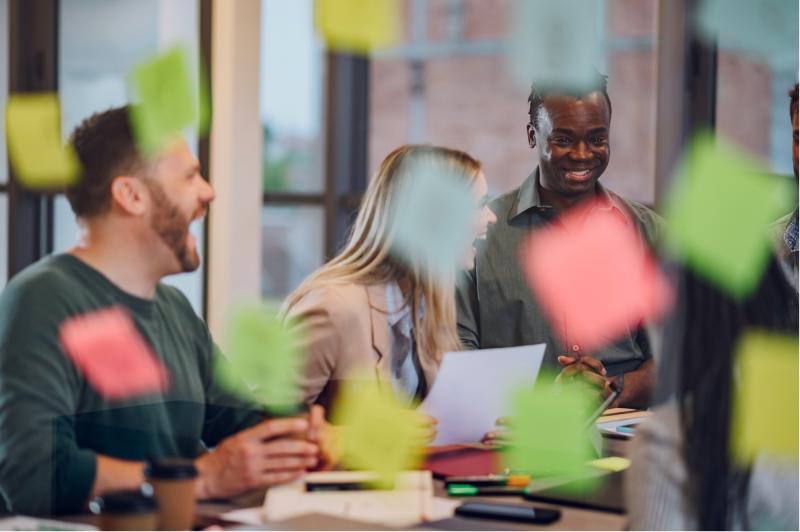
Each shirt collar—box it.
[509,167,627,223]
[785,208,799,253]
[385,282,411,328]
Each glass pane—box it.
[260,0,325,193]
[53,195,82,255]
[716,55,798,176]
[369,0,659,205]
[0,194,7,291]
[262,205,324,300]
[0,0,8,185]
[58,0,205,315]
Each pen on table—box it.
[447,484,529,497]
[583,378,624,431]
[444,474,530,488]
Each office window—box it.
[261,205,324,299]
[369,0,659,205]
[57,0,206,314]
[260,0,327,299]
[715,50,798,176]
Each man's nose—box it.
[199,176,216,203]
[570,141,593,161]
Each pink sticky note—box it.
[59,307,170,400]
[521,200,673,353]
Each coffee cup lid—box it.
[90,489,157,515]
[144,457,198,480]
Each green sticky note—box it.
[315,0,399,55]
[731,331,799,464]
[5,93,80,189]
[197,58,211,137]
[588,457,630,473]
[331,379,424,488]
[663,132,794,297]
[216,304,305,413]
[502,375,598,492]
[129,47,199,155]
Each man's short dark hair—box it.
[790,83,798,119]
[527,71,612,129]
[67,106,146,218]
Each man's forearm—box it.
[617,359,654,409]
[92,455,145,500]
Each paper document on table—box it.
[261,471,454,528]
[0,516,96,531]
[422,344,546,445]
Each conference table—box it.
[193,433,632,531]
[65,413,638,530]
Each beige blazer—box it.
[284,282,439,413]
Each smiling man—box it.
[456,73,660,408]
[0,107,334,515]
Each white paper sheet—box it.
[255,471,450,528]
[0,517,96,531]
[421,344,546,445]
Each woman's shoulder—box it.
[286,281,375,323]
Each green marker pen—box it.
[447,484,529,497]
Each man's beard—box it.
[147,181,201,273]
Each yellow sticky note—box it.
[5,93,80,189]
[589,457,631,473]
[315,0,399,55]
[331,379,424,488]
[731,331,799,464]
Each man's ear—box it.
[526,123,537,149]
[110,176,147,216]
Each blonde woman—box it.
[283,145,496,413]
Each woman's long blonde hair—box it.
[284,144,482,362]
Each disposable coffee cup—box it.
[144,458,198,530]
[89,489,158,531]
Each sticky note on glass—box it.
[503,377,598,491]
[391,154,477,280]
[59,306,170,401]
[215,304,305,414]
[315,0,399,55]
[731,331,799,464]
[589,456,630,473]
[663,132,794,298]
[129,47,203,155]
[521,199,673,353]
[693,0,798,68]
[507,0,605,91]
[331,379,425,488]
[5,93,81,190]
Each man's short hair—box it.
[527,71,612,129]
[790,83,798,119]
[67,106,146,218]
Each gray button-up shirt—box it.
[456,169,663,377]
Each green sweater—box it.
[0,254,262,515]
